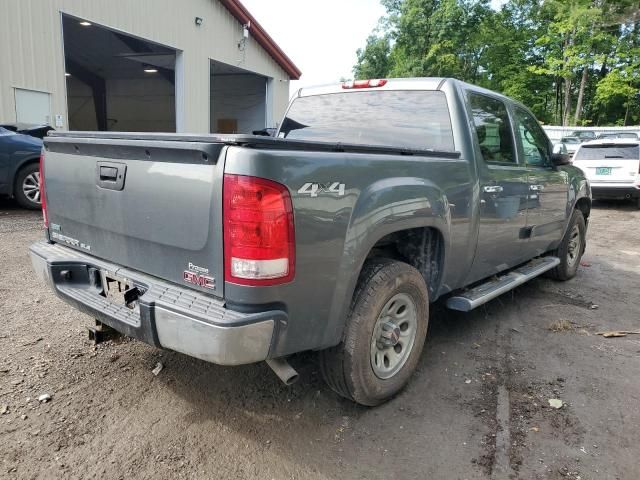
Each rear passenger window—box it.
[468,93,516,165]
[513,107,551,166]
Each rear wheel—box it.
[319,259,429,406]
[14,163,41,210]
[546,209,586,281]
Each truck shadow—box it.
[141,252,638,478]
[151,288,511,478]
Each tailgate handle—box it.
[100,166,118,181]
[96,162,126,191]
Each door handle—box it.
[96,161,126,191]
[529,184,544,191]
[483,185,504,193]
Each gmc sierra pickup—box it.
[31,78,591,406]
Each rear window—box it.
[279,91,455,151]
[574,145,639,161]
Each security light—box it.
[65,73,71,77]
[143,66,158,73]
[79,21,92,26]
[195,17,203,26]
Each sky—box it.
[240,0,509,95]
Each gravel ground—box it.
[1,197,639,480]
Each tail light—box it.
[39,152,48,228]
[223,174,295,286]
[342,79,387,89]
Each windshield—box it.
[574,145,640,161]
[279,90,455,151]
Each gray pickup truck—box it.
[31,78,590,406]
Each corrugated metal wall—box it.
[0,0,291,133]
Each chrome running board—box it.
[446,256,561,312]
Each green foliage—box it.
[354,35,392,80]
[353,0,640,126]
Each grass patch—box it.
[548,319,574,332]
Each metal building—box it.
[0,0,301,134]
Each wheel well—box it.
[365,227,444,297]
[575,197,591,220]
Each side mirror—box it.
[551,153,571,166]
[553,143,567,154]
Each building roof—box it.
[219,0,301,80]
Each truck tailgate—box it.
[43,137,225,298]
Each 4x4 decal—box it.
[298,182,346,197]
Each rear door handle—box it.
[96,161,126,191]
[483,185,504,193]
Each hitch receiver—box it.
[87,320,121,345]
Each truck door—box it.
[465,93,531,284]
[512,106,569,257]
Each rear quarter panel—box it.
[223,147,476,356]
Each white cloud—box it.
[241,0,386,95]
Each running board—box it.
[446,256,561,312]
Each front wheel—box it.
[546,209,586,281]
[319,259,429,406]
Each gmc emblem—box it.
[183,271,216,290]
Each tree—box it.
[353,0,640,126]
[354,34,392,80]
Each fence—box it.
[542,125,640,143]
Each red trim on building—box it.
[219,0,302,80]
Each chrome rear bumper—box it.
[30,241,283,366]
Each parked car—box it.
[0,123,54,140]
[559,135,582,155]
[31,78,591,405]
[570,130,597,141]
[573,139,640,208]
[596,132,639,140]
[0,127,43,209]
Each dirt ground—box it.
[1,197,639,480]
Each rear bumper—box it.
[30,241,285,366]
[590,184,640,199]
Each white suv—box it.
[573,139,640,208]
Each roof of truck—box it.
[297,78,448,97]
[295,77,519,103]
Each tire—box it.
[14,162,41,210]
[636,197,640,210]
[319,258,429,406]
[546,209,586,281]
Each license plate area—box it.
[100,271,144,312]
[596,167,612,175]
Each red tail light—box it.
[223,174,295,286]
[39,152,48,228]
[342,79,387,89]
